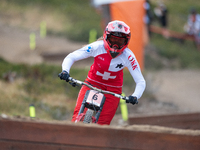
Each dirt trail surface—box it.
[0,22,86,65]
[147,70,200,112]
[0,22,200,124]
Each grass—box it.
[148,33,200,69]
[0,57,85,120]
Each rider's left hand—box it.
[126,96,138,105]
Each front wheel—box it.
[83,109,94,123]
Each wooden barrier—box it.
[0,118,200,150]
[129,112,200,130]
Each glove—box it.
[126,96,138,105]
[59,71,70,82]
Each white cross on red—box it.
[96,71,116,80]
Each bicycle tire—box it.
[83,109,94,123]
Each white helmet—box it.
[103,20,131,58]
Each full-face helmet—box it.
[103,20,131,58]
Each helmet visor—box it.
[108,35,126,50]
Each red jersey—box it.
[62,40,145,99]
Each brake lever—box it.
[69,81,78,87]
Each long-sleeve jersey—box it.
[62,40,146,99]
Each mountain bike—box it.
[59,74,137,124]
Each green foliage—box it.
[149,33,200,69]
[0,58,29,79]
[3,0,103,42]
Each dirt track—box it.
[0,22,86,65]
[147,70,200,112]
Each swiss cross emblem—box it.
[96,71,116,80]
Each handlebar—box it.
[58,73,138,104]
[58,72,130,101]
[68,77,130,101]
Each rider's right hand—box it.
[59,71,70,82]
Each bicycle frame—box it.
[76,89,106,123]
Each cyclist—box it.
[59,20,146,125]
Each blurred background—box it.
[0,0,200,125]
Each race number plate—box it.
[86,90,104,107]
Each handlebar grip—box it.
[124,96,129,101]
[68,77,73,81]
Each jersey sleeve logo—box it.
[86,46,93,53]
[128,55,138,70]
